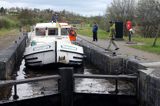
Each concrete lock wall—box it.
[124,58,160,106]
[139,68,160,106]
[78,40,124,74]
[78,39,144,75]
[78,38,148,74]
[123,58,146,74]
[78,39,160,106]
[0,33,27,80]
[83,45,123,74]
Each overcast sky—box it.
[0,0,112,16]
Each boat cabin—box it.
[35,22,72,36]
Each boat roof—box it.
[35,22,72,28]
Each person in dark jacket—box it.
[92,22,98,41]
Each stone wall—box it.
[78,40,124,74]
[84,45,123,74]
[123,58,146,74]
[139,68,160,106]
[123,59,160,106]
[0,33,27,80]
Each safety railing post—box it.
[59,67,74,106]
[13,85,19,100]
[136,76,139,103]
[115,79,119,94]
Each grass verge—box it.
[77,26,109,39]
[130,36,160,54]
[0,28,19,37]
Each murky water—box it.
[9,60,59,100]
[75,68,135,95]
[0,60,135,102]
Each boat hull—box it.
[24,50,55,66]
[24,41,84,67]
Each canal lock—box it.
[0,34,145,106]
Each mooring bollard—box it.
[59,67,74,106]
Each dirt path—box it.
[0,30,20,51]
[78,35,160,62]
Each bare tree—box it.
[137,0,160,38]
[106,0,136,22]
[105,0,137,35]
[152,24,160,47]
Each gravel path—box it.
[78,35,160,63]
[0,32,21,51]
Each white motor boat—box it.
[24,22,84,67]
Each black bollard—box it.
[129,31,131,42]
[59,67,74,106]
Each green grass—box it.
[129,36,160,54]
[131,36,158,44]
[131,45,160,54]
[0,28,19,36]
[77,26,109,39]
[0,16,19,36]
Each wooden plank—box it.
[74,74,137,80]
[0,75,61,87]
[0,74,137,87]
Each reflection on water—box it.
[9,60,33,100]
[8,60,58,101]
[75,69,115,94]
[75,69,135,95]
[0,60,135,102]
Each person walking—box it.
[92,22,98,41]
[106,21,119,51]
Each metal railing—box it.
[0,67,138,106]
[74,74,138,94]
[0,75,60,100]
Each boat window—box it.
[35,28,46,36]
[48,28,58,35]
[61,28,69,35]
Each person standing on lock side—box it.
[92,22,98,41]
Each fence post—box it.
[13,85,19,100]
[59,67,74,106]
[136,77,139,103]
[115,79,119,94]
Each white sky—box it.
[0,0,112,16]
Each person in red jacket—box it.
[126,20,132,42]
[68,28,77,41]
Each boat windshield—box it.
[61,28,69,35]
[48,28,58,36]
[35,28,46,36]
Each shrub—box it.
[0,17,17,29]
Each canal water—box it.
[0,59,135,102]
